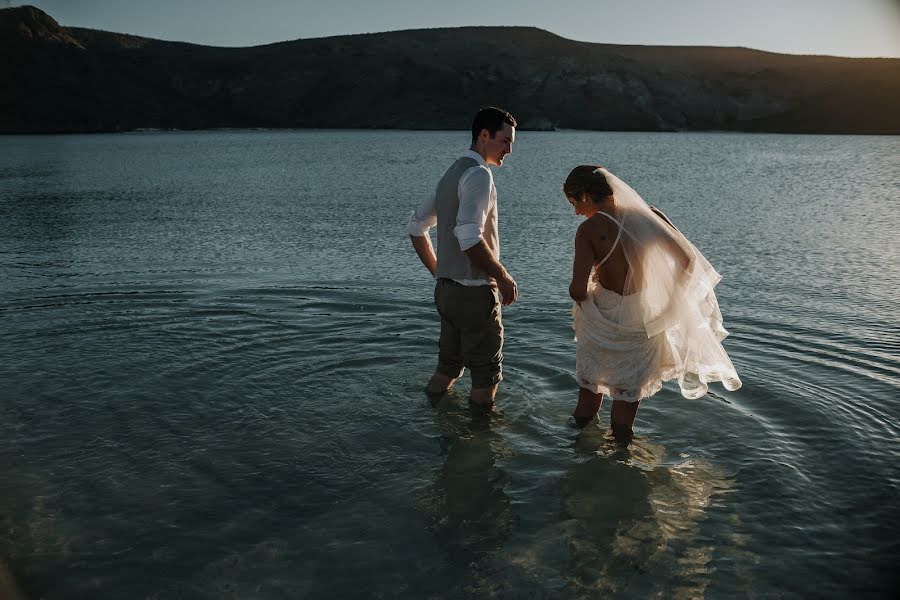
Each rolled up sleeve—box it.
[405,192,437,236]
[453,166,493,251]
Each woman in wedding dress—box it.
[564,166,741,437]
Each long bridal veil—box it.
[575,169,742,400]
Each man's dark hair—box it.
[471,106,517,144]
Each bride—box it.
[564,166,742,437]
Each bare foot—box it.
[611,423,634,445]
[468,399,494,415]
[610,399,640,443]
[426,372,456,395]
[469,384,497,410]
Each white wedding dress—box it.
[572,171,742,402]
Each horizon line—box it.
[5,4,899,60]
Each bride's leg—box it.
[573,388,603,428]
[610,399,640,440]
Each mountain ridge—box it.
[2,5,898,134]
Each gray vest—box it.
[434,157,499,282]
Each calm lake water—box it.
[1,130,898,599]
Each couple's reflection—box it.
[425,393,515,576]
[558,426,730,598]
[421,395,732,597]
[559,427,658,596]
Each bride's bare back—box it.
[586,212,631,294]
[572,206,688,300]
[570,207,632,299]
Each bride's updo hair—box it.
[563,165,613,202]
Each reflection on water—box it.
[0,472,75,597]
[421,392,516,596]
[500,427,737,598]
[642,454,735,599]
[561,430,658,597]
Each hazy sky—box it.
[10,0,900,57]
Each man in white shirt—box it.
[406,107,518,409]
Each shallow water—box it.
[1,130,898,598]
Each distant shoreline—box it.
[3,5,898,136]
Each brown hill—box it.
[1,5,898,134]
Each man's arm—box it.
[454,167,518,305]
[465,241,518,305]
[406,192,437,276]
[410,234,437,277]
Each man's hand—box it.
[464,240,518,306]
[497,273,518,305]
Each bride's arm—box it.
[569,224,595,302]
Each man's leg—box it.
[469,384,497,407]
[426,372,456,394]
[573,388,603,428]
[464,286,503,409]
[430,280,464,396]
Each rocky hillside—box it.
[2,5,898,134]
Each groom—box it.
[406,106,518,408]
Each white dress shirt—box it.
[406,150,497,286]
